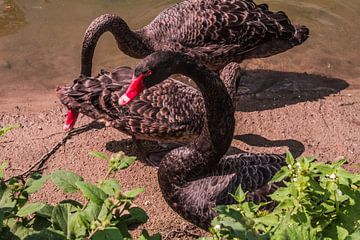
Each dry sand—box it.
[1,65,360,239]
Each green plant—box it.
[0,148,161,239]
[204,152,360,240]
[0,124,19,137]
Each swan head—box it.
[119,51,184,106]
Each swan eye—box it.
[144,70,153,76]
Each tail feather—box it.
[292,25,310,45]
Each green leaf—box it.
[68,212,87,239]
[0,124,19,137]
[92,227,123,240]
[231,186,246,203]
[270,166,290,183]
[123,188,145,199]
[83,202,102,222]
[6,220,36,239]
[75,181,107,205]
[118,156,137,170]
[108,152,137,172]
[25,175,50,194]
[0,187,16,209]
[337,226,349,240]
[256,214,279,227]
[0,161,8,179]
[51,203,79,235]
[97,204,111,222]
[139,230,161,240]
[347,229,360,240]
[128,207,148,224]
[25,228,67,240]
[36,204,54,218]
[285,151,295,165]
[0,209,4,228]
[89,151,109,161]
[51,170,83,193]
[17,202,46,217]
[99,179,122,196]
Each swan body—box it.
[57,63,240,142]
[120,51,285,229]
[81,0,309,76]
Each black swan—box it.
[56,63,241,163]
[81,0,309,76]
[120,51,285,229]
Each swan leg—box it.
[131,136,161,168]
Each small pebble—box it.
[0,60,11,69]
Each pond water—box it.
[0,0,359,104]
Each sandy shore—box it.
[1,67,360,239]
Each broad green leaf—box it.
[7,221,36,239]
[92,227,123,240]
[51,170,83,193]
[25,228,67,240]
[270,167,290,183]
[29,216,51,231]
[123,188,145,199]
[99,179,122,196]
[83,201,102,222]
[89,151,109,161]
[51,203,78,235]
[256,214,279,226]
[17,202,46,217]
[347,229,360,240]
[128,207,148,224]
[68,212,87,239]
[337,226,349,240]
[75,181,107,205]
[98,204,112,222]
[0,187,16,209]
[316,165,334,175]
[36,204,54,218]
[25,175,50,194]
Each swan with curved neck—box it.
[58,63,240,141]
[81,0,309,76]
[120,51,285,229]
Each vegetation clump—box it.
[204,152,360,240]
[0,125,160,240]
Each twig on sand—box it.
[31,131,64,140]
[5,121,103,182]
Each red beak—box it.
[119,74,145,106]
[64,110,79,131]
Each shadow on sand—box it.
[233,70,349,112]
[105,134,305,167]
[100,69,347,166]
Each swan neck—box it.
[81,14,153,76]
[182,61,235,157]
[159,55,235,185]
